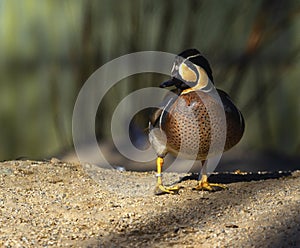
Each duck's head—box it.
[160,49,214,92]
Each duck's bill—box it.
[159,79,175,88]
[160,78,190,90]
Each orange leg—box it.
[154,157,181,195]
[194,160,227,191]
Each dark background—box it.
[1,0,299,171]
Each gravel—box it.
[0,159,299,247]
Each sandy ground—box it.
[0,159,299,247]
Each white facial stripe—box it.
[180,53,202,66]
[171,63,175,72]
[177,53,201,66]
[178,63,184,78]
[185,53,201,61]
[196,66,208,88]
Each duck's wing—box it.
[217,89,245,148]
[217,89,244,124]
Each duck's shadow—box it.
[177,171,293,184]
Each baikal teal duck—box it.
[149,49,245,195]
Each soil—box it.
[0,159,299,247]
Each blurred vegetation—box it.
[0,0,300,161]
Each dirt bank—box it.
[0,160,299,247]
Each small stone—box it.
[225,223,239,228]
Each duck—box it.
[149,49,245,195]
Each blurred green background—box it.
[0,0,300,169]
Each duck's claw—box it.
[154,184,182,195]
[193,181,227,191]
